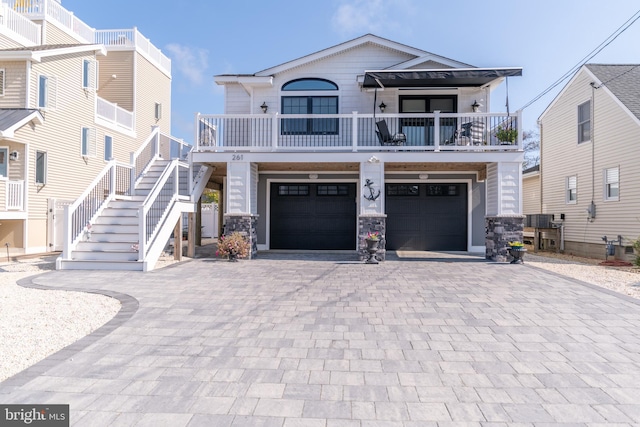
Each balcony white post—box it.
[272,113,279,151]
[433,111,441,152]
[517,109,523,150]
[63,204,71,259]
[129,151,136,196]
[352,112,358,152]
[138,208,145,261]
[109,161,116,198]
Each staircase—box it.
[57,129,211,271]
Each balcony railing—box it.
[95,29,171,76]
[195,112,522,153]
[0,3,41,45]
[5,179,24,210]
[96,96,134,131]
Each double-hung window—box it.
[566,175,577,204]
[104,135,113,161]
[281,78,338,135]
[81,127,96,157]
[604,167,619,201]
[38,74,57,110]
[578,100,590,143]
[82,59,97,90]
[35,151,47,185]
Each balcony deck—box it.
[196,112,522,153]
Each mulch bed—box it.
[599,260,634,267]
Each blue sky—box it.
[63,0,640,144]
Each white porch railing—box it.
[96,96,134,131]
[6,180,24,210]
[95,28,171,76]
[0,4,41,45]
[195,111,523,153]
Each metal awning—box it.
[362,67,523,88]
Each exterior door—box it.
[399,95,457,145]
[270,183,356,249]
[385,183,467,251]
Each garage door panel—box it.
[270,183,356,250]
[386,183,467,251]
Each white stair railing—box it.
[62,161,132,258]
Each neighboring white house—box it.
[538,64,640,260]
[194,34,525,261]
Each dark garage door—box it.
[386,183,467,251]
[270,183,356,249]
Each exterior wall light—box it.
[378,102,386,113]
[261,102,268,113]
[471,100,480,113]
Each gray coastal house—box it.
[193,34,525,260]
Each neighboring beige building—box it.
[538,64,640,260]
[0,0,173,256]
[522,165,540,215]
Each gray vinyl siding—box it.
[540,68,640,246]
[0,61,27,107]
[97,50,134,112]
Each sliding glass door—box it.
[400,95,457,146]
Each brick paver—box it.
[1,252,640,426]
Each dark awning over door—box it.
[362,68,523,88]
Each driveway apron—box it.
[2,253,640,426]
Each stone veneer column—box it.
[223,214,259,259]
[359,215,386,261]
[485,215,525,262]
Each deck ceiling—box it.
[203,162,487,186]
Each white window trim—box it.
[38,74,57,110]
[104,134,113,162]
[565,175,577,204]
[82,59,98,91]
[81,127,97,158]
[0,69,5,97]
[577,100,591,144]
[603,167,619,202]
[35,150,47,185]
[0,146,8,179]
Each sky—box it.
[62,0,640,144]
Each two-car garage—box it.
[269,181,468,251]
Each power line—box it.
[520,9,640,111]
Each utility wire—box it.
[520,9,640,110]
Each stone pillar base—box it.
[485,215,525,262]
[359,215,386,261]
[223,214,259,259]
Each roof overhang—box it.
[362,67,523,89]
[0,44,107,62]
[0,109,44,139]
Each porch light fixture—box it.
[419,174,429,180]
[309,174,318,180]
[378,102,386,113]
[471,100,480,113]
[261,102,268,113]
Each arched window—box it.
[281,79,338,135]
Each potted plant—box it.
[364,231,382,264]
[216,231,250,261]
[495,125,518,145]
[507,241,526,264]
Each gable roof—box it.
[0,109,44,138]
[586,64,640,121]
[214,34,473,86]
[539,64,640,124]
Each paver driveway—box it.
[2,252,640,426]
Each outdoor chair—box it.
[455,121,485,145]
[376,120,406,146]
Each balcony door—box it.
[400,95,457,145]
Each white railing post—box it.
[129,151,136,196]
[352,112,358,152]
[517,109,523,150]
[138,209,145,261]
[272,113,279,151]
[434,111,441,152]
[109,162,116,197]
[63,204,71,259]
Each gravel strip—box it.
[0,250,639,383]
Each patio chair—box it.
[376,120,406,146]
[456,121,485,145]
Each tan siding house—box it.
[539,64,640,259]
[0,2,173,256]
